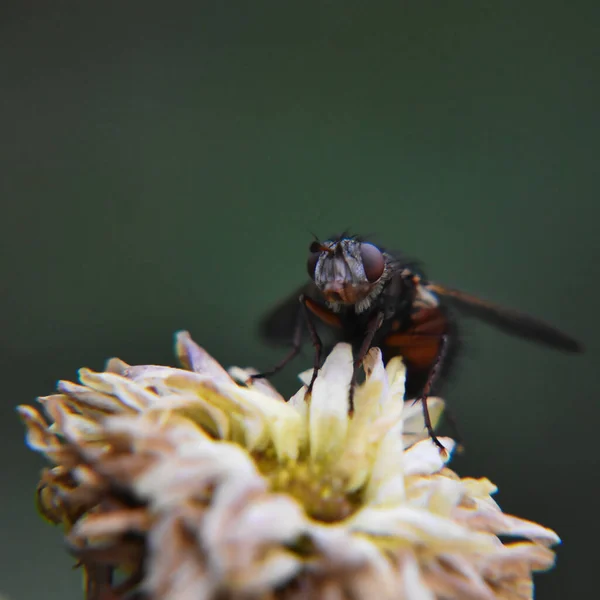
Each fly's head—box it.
[307,236,393,312]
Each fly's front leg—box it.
[251,297,306,382]
[251,295,324,396]
[299,294,324,394]
[349,312,384,411]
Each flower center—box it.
[254,450,363,523]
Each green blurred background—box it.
[1,2,598,598]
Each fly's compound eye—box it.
[359,242,385,282]
[307,249,321,279]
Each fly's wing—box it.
[259,281,329,346]
[426,283,583,353]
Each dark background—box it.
[1,2,598,598]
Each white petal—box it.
[364,418,406,505]
[175,331,234,383]
[308,524,388,571]
[406,475,463,516]
[144,515,218,600]
[458,499,561,546]
[462,477,498,499]
[77,369,156,411]
[229,496,306,543]
[483,541,557,573]
[402,397,445,447]
[336,400,404,492]
[227,366,287,402]
[383,356,407,407]
[350,506,496,553]
[335,348,393,490]
[403,437,454,476]
[425,554,497,600]
[51,406,103,442]
[158,373,270,448]
[308,525,397,597]
[402,552,436,600]
[167,373,302,460]
[309,344,352,464]
[204,494,306,591]
[353,347,388,418]
[288,386,309,453]
[201,467,269,550]
[233,552,302,593]
[150,393,232,440]
[298,367,313,387]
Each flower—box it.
[18,331,559,600]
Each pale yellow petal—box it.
[223,495,307,544]
[145,514,217,600]
[54,380,137,415]
[462,477,499,499]
[336,399,404,492]
[159,370,302,458]
[363,417,405,505]
[155,373,270,450]
[104,356,130,374]
[402,397,445,447]
[309,344,352,465]
[402,552,436,600]
[207,380,303,461]
[403,437,454,476]
[352,347,388,421]
[130,430,261,510]
[175,331,234,382]
[456,499,561,546]
[17,405,66,462]
[406,475,463,517]
[309,524,393,577]
[341,348,393,487]
[383,355,408,405]
[78,369,158,411]
[228,366,287,402]
[223,386,302,461]
[482,542,557,575]
[72,508,151,538]
[297,367,313,388]
[43,397,103,443]
[422,554,497,600]
[350,505,497,553]
[150,393,231,440]
[229,552,302,593]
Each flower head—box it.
[19,331,559,600]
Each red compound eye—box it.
[360,243,385,282]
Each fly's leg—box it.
[349,312,384,412]
[251,295,323,395]
[251,301,304,381]
[299,294,324,394]
[414,333,450,453]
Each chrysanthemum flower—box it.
[19,331,559,600]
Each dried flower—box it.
[19,331,559,600]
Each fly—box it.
[253,234,582,450]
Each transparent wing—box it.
[426,282,582,353]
